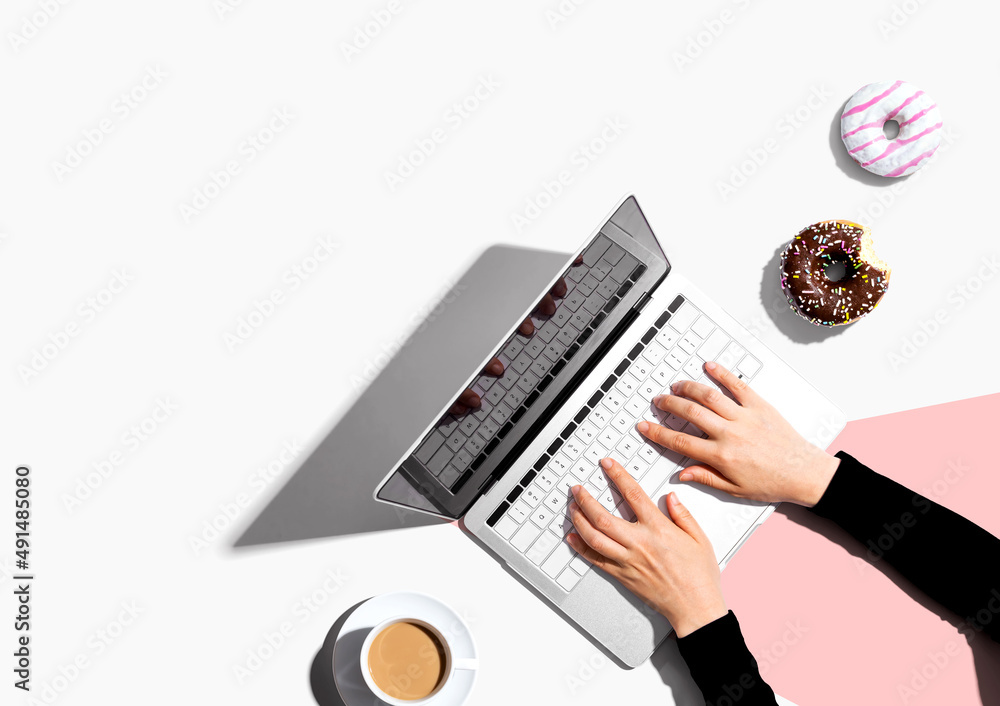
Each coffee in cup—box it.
[367,620,447,700]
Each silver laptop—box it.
[374,195,845,667]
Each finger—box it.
[636,420,714,463]
[566,532,618,574]
[704,361,757,406]
[518,317,535,336]
[677,464,743,497]
[567,497,629,562]
[665,377,740,421]
[483,357,504,376]
[570,484,634,545]
[665,492,711,544]
[448,389,480,415]
[650,392,725,436]
[536,293,556,317]
[549,277,568,299]
[599,457,658,524]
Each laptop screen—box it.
[376,197,667,519]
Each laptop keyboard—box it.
[412,235,645,493]
[485,294,762,592]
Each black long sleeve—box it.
[676,611,778,704]
[676,449,1000,704]
[809,450,1000,641]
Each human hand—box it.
[636,362,840,507]
[566,457,728,637]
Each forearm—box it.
[676,611,778,705]
[809,451,1000,641]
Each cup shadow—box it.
[829,98,913,188]
[777,504,1000,705]
[758,244,854,344]
[311,599,379,706]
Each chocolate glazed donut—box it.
[780,220,891,326]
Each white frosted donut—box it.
[840,80,943,177]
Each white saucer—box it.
[332,591,477,706]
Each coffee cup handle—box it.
[451,657,478,671]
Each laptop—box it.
[374,195,845,667]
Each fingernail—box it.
[636,421,649,433]
[652,395,664,404]
[489,361,504,374]
[600,458,613,469]
[679,472,693,482]
[571,484,581,496]
[705,361,717,370]
[668,492,680,504]
[672,381,682,393]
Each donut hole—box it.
[883,119,900,140]
[824,261,848,282]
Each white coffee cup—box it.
[359,616,478,705]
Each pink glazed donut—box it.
[840,80,943,177]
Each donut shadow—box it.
[758,244,854,344]
[829,98,913,188]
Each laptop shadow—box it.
[777,504,1000,705]
[232,245,571,549]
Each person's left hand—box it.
[567,457,728,637]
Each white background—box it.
[3,0,999,704]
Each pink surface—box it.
[721,393,1000,705]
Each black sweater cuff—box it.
[677,611,777,705]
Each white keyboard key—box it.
[562,438,585,459]
[524,337,546,358]
[615,435,639,458]
[669,302,699,332]
[738,354,761,378]
[637,378,658,401]
[583,482,601,499]
[535,469,558,492]
[542,538,577,578]
[544,488,571,512]
[638,445,659,464]
[698,328,731,363]
[543,340,567,362]
[550,512,573,536]
[502,338,524,360]
[625,456,648,480]
[569,554,591,574]
[691,315,715,339]
[556,327,577,347]
[584,443,605,464]
[494,515,519,540]
[508,500,531,523]
[655,327,678,349]
[530,504,554,528]
[665,348,686,370]
[665,413,686,431]
[624,394,647,418]
[575,421,600,445]
[511,521,540,552]
[683,357,704,380]
[440,465,461,487]
[602,389,627,413]
[611,410,634,434]
[516,371,540,394]
[526,530,560,565]
[522,484,544,508]
[588,406,611,427]
[598,488,616,511]
[598,427,622,450]
[651,362,673,386]
[615,373,640,397]
[724,341,746,361]
[548,453,571,475]
[557,567,583,591]
[639,462,673,498]
[678,332,701,355]
[569,458,592,481]
[588,467,610,490]
[641,342,666,366]
[629,359,652,380]
[530,356,553,379]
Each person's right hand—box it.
[636,361,840,507]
